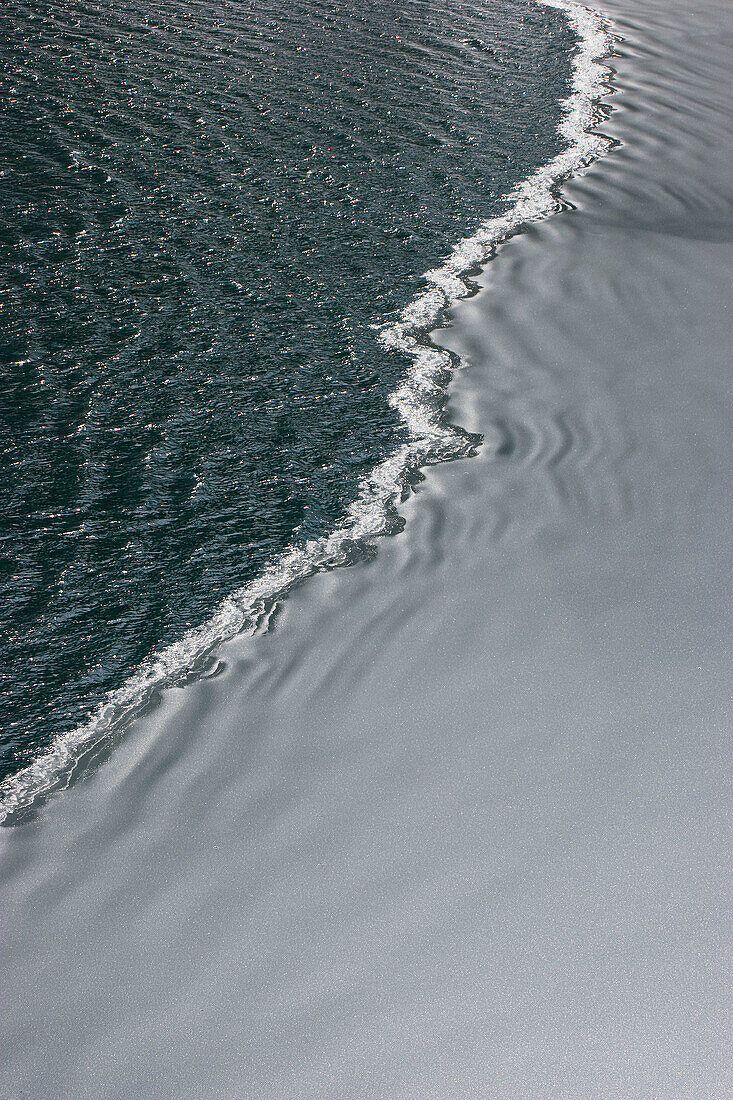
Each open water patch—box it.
[0,0,614,822]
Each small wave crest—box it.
[0,0,615,825]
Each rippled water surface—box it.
[1,0,731,1091]
[0,0,576,780]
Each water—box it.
[3,0,731,1091]
[0,0,578,785]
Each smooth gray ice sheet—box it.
[1,0,731,1095]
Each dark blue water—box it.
[0,0,574,783]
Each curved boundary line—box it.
[0,0,616,825]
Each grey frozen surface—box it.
[1,0,732,1095]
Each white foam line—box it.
[0,0,615,824]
